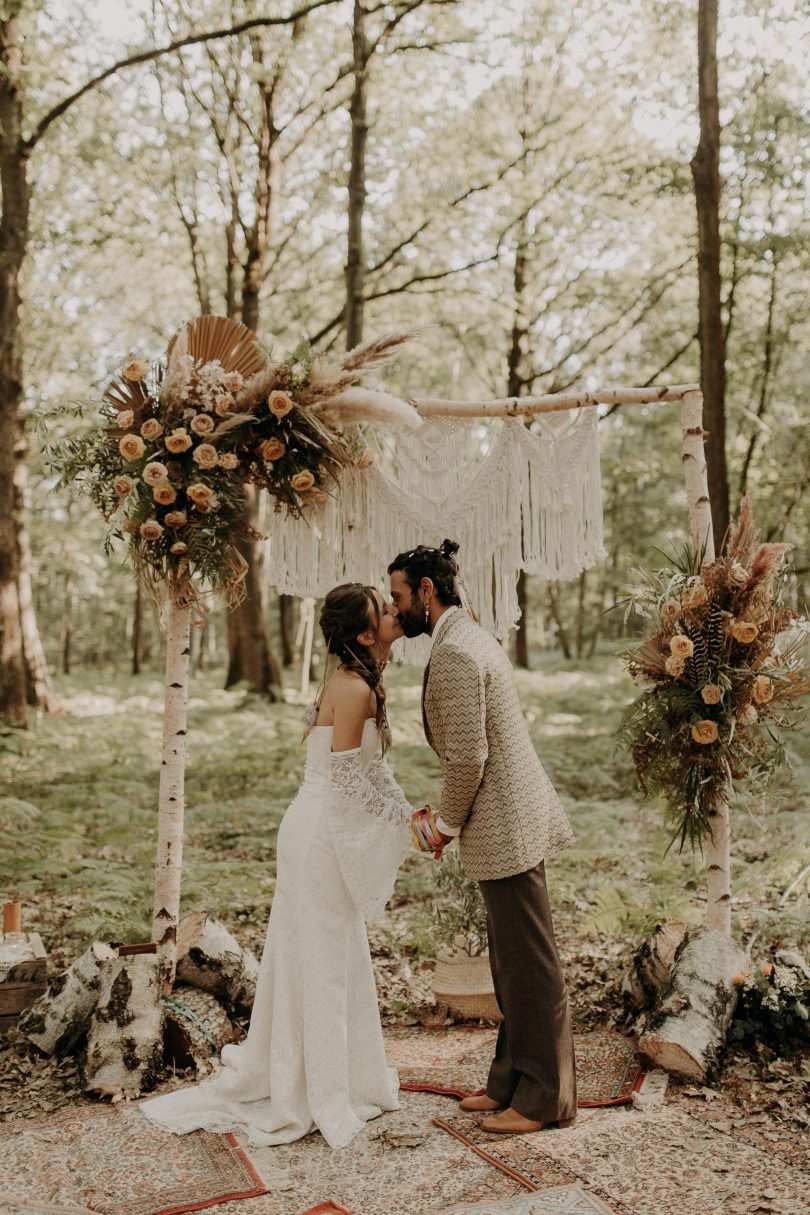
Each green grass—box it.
[1,651,807,970]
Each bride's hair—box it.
[319,583,388,746]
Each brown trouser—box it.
[478,861,577,1122]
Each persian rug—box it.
[0,1103,267,1215]
[439,1186,618,1214]
[386,1027,645,1107]
[435,1104,810,1215]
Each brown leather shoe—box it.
[481,1107,577,1135]
[458,1093,503,1113]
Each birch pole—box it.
[681,388,730,934]
[151,581,192,990]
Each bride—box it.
[140,583,413,1149]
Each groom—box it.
[388,540,577,1135]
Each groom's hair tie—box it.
[387,539,463,608]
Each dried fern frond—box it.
[235,363,291,411]
[726,493,757,564]
[341,329,414,374]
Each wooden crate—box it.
[0,932,48,1030]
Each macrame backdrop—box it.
[265,409,605,650]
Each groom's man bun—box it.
[387,540,462,606]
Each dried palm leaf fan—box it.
[103,372,152,415]
[166,314,264,378]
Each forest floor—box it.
[1,652,808,1212]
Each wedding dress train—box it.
[139,719,411,1149]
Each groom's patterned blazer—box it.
[422,607,575,881]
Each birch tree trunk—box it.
[152,590,191,989]
[345,0,369,350]
[681,389,730,933]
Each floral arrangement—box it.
[730,958,809,1054]
[618,498,809,850]
[56,317,416,608]
[432,850,489,957]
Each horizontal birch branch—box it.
[411,383,701,418]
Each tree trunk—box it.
[345,0,369,349]
[19,942,117,1057]
[0,14,30,729]
[131,579,143,675]
[574,569,587,658]
[82,952,164,1097]
[13,423,52,710]
[514,572,529,667]
[163,984,237,1071]
[279,593,295,666]
[60,571,73,675]
[508,212,530,667]
[691,0,729,546]
[151,591,191,989]
[225,487,281,695]
[175,911,259,1017]
[547,582,572,660]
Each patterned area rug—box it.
[440,1187,618,1214]
[386,1027,645,1107]
[0,1103,267,1215]
[435,1104,810,1215]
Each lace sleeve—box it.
[330,749,412,828]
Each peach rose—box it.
[170,541,188,555]
[731,620,759,644]
[260,438,286,462]
[664,655,685,677]
[701,683,723,705]
[308,489,328,506]
[113,474,135,496]
[669,634,694,659]
[661,599,681,624]
[187,482,213,505]
[117,409,134,429]
[190,413,214,435]
[140,418,163,441]
[142,461,169,487]
[223,372,244,393]
[165,428,192,453]
[122,358,149,382]
[268,390,293,419]
[218,452,239,470]
[153,482,177,506]
[752,675,773,705]
[760,963,774,977]
[192,443,218,468]
[691,720,719,745]
[290,469,316,492]
[737,703,758,725]
[164,509,187,528]
[139,520,164,542]
[730,562,749,584]
[119,434,146,461]
[214,394,235,417]
[732,971,752,986]
[682,581,708,610]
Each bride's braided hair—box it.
[319,583,389,748]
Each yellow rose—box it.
[164,509,187,528]
[268,390,293,419]
[214,394,235,417]
[119,434,146,461]
[290,469,316,492]
[218,452,239,470]
[122,358,149,382]
[118,409,134,429]
[664,655,685,677]
[170,541,188,555]
[142,461,169,487]
[192,443,218,468]
[139,520,164,542]
[190,413,214,435]
[682,581,708,610]
[113,474,135,496]
[223,372,243,393]
[731,620,759,644]
[165,429,192,453]
[260,438,286,462]
[140,418,163,441]
[187,482,213,505]
[669,634,694,659]
[691,720,719,745]
[752,675,773,705]
[701,683,723,705]
[153,482,177,506]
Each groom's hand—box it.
[411,806,453,858]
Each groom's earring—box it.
[424,600,430,625]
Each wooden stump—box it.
[18,942,115,1055]
[638,926,747,1082]
[163,983,239,1072]
[176,912,259,1016]
[82,953,164,1097]
[622,920,689,1010]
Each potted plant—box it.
[431,851,501,1021]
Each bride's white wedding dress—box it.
[139,719,412,1150]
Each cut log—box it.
[176,912,259,1016]
[82,953,164,1097]
[163,983,239,1071]
[18,942,116,1056]
[638,926,746,1082]
[622,920,689,1010]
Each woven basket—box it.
[433,950,502,1022]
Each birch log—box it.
[82,953,164,1097]
[681,389,731,934]
[152,590,191,990]
[19,942,116,1055]
[176,911,259,1016]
